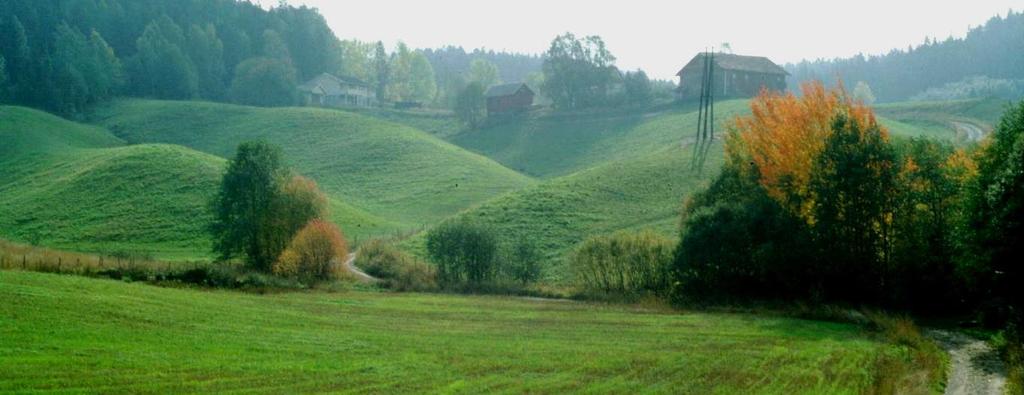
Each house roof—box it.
[298,73,371,96]
[676,53,789,76]
[485,83,533,98]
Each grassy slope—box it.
[875,97,1011,141]
[446,144,721,278]
[1,271,904,394]
[447,100,749,178]
[93,100,535,231]
[0,106,223,259]
[383,97,950,178]
[401,100,974,278]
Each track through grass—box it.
[0,271,914,394]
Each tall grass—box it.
[864,312,948,394]
[0,239,186,275]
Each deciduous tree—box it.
[210,141,287,271]
[229,57,297,107]
[467,58,501,89]
[454,81,486,128]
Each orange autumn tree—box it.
[273,219,349,281]
[727,81,885,223]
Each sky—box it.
[257,0,1018,80]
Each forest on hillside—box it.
[0,0,544,114]
[786,10,1024,102]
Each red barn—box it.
[485,83,534,115]
[676,53,788,100]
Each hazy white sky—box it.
[259,0,1018,80]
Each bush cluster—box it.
[570,230,673,295]
[272,219,348,282]
[356,240,437,291]
[425,220,545,290]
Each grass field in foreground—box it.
[0,271,912,394]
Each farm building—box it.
[676,53,788,100]
[485,83,534,114]
[298,73,377,108]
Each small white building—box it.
[298,73,377,108]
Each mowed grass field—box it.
[1,271,911,394]
[93,100,535,230]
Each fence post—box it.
[22,255,26,269]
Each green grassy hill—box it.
[398,99,977,279]
[0,106,221,258]
[1,106,411,257]
[447,100,749,178]
[93,100,535,231]
[405,142,725,280]
[875,97,1011,141]
[1,270,917,393]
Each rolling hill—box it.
[875,97,1011,142]
[1,106,413,257]
[404,141,726,280]
[0,106,221,258]
[397,98,985,279]
[93,100,536,231]
[447,100,750,178]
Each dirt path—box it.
[951,121,988,142]
[341,252,378,284]
[928,329,1006,395]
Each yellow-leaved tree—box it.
[728,81,882,224]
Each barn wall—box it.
[678,66,786,100]
[487,90,534,114]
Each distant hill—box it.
[0,106,221,258]
[396,99,986,279]
[405,143,725,280]
[447,100,752,178]
[92,100,535,232]
[785,11,1024,102]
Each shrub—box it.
[571,230,673,295]
[674,169,814,302]
[356,240,437,291]
[502,238,544,285]
[272,219,348,282]
[426,220,499,286]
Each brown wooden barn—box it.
[485,83,534,114]
[675,53,788,100]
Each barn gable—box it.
[676,53,789,77]
[675,53,788,100]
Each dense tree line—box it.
[541,33,670,111]
[672,83,1021,331]
[420,46,543,107]
[0,0,343,113]
[786,10,1024,102]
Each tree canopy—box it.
[541,33,620,110]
